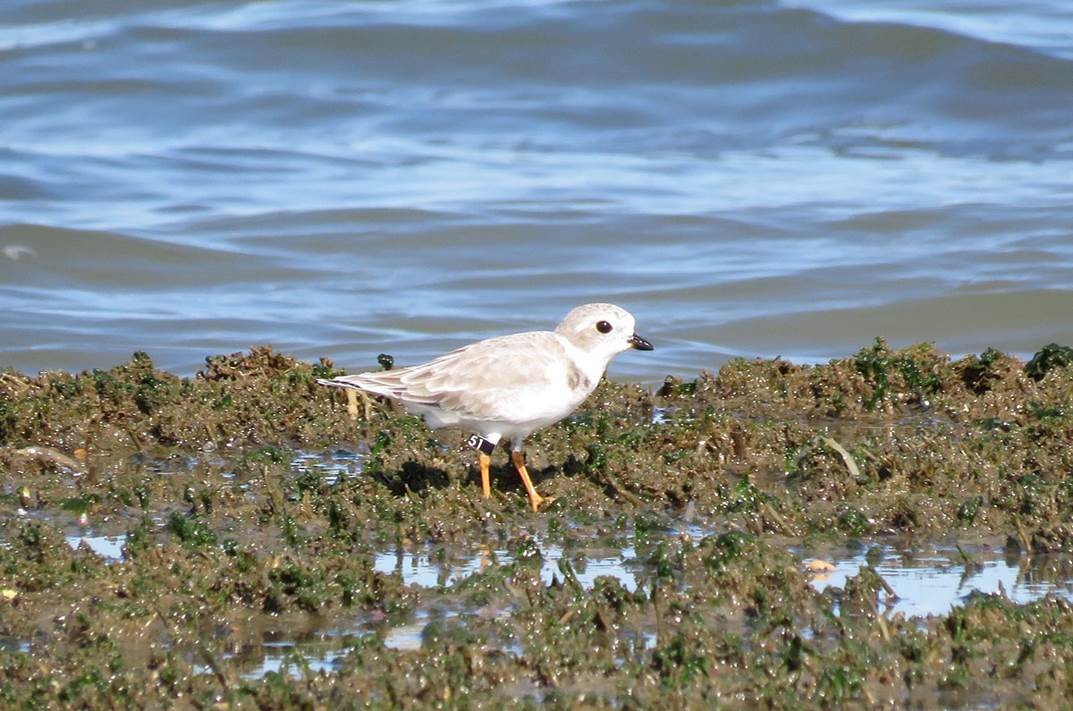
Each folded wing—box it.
[318,331,572,424]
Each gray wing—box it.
[319,331,573,423]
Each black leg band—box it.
[466,434,496,455]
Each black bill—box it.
[629,333,654,351]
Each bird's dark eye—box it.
[596,320,613,334]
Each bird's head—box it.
[555,303,653,362]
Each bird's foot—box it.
[528,493,556,512]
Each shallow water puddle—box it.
[238,639,351,679]
[289,449,364,485]
[192,632,366,679]
[65,534,127,562]
[381,618,427,651]
[807,546,1073,617]
[215,613,447,679]
[0,636,30,654]
[373,541,640,592]
[226,542,643,679]
[198,539,1073,681]
[651,405,697,426]
[651,406,674,425]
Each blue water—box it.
[2,1,1072,379]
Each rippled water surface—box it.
[2,0,1071,378]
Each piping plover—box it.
[318,303,653,511]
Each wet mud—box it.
[2,341,1073,707]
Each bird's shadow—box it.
[369,460,451,497]
[374,458,558,500]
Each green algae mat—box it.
[2,341,1073,708]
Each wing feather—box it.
[320,331,573,423]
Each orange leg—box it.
[478,452,491,498]
[511,451,546,512]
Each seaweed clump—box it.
[1,342,1073,707]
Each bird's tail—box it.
[315,377,359,390]
[316,373,403,400]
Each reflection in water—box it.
[289,449,365,486]
[807,546,1073,617]
[65,534,127,563]
[42,523,1073,679]
[240,641,350,680]
[0,637,30,654]
[372,541,639,592]
[230,541,1073,679]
